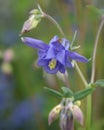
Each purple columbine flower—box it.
[21,36,88,74]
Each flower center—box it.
[48,59,57,70]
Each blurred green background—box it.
[0,0,104,130]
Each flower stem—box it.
[43,13,65,37]
[73,61,88,87]
[90,19,104,83]
[86,19,104,130]
[37,4,65,37]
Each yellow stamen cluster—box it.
[48,59,57,70]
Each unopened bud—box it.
[70,105,84,126]
[48,104,62,125]
[20,9,42,35]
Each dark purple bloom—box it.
[21,36,88,74]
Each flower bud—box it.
[70,105,84,126]
[20,9,42,35]
[48,104,62,125]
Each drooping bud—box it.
[70,105,84,126]
[20,9,43,35]
[48,104,62,125]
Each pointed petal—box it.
[56,50,66,65]
[67,51,88,62]
[51,42,64,51]
[66,55,73,68]
[49,35,59,44]
[59,64,65,73]
[21,37,48,50]
[37,59,48,66]
[38,50,47,58]
[44,66,59,74]
[45,47,56,59]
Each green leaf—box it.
[74,87,95,101]
[44,87,63,98]
[61,87,74,97]
[94,79,104,87]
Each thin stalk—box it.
[43,13,65,37]
[86,19,104,130]
[38,4,65,37]
[90,19,104,83]
[74,61,88,87]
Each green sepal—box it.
[94,79,104,87]
[74,87,95,101]
[61,86,74,97]
[44,87,63,98]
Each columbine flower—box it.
[21,36,88,74]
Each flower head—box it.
[21,36,88,74]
